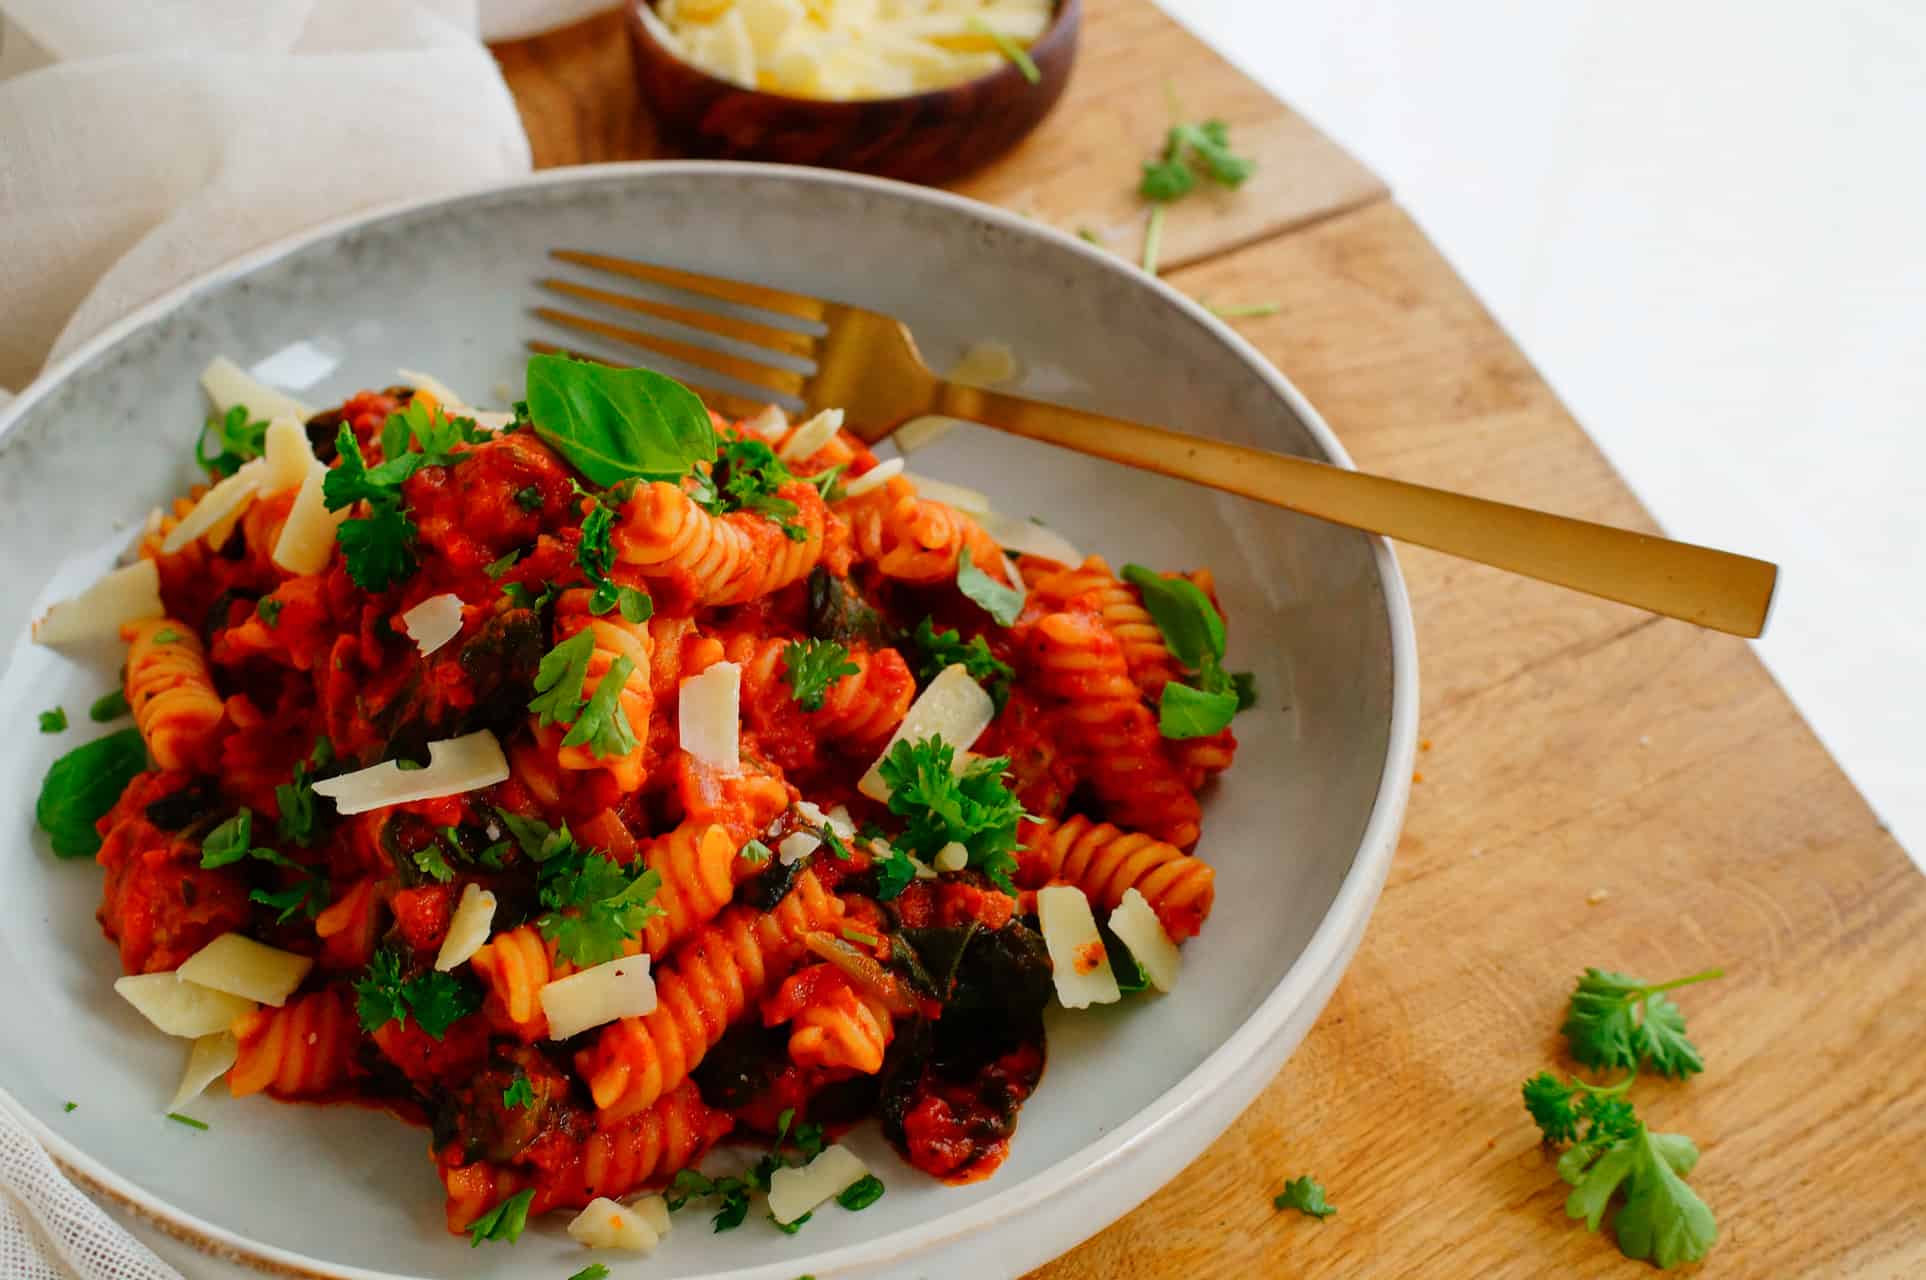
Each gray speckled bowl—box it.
[0,163,1416,1280]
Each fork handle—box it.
[933,383,1777,638]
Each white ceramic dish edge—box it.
[0,162,1419,1280]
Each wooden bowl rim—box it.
[629,0,1080,111]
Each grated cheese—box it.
[678,661,742,772]
[778,831,821,865]
[777,408,844,463]
[311,730,510,816]
[1037,885,1121,1009]
[168,1032,238,1112]
[260,417,315,494]
[767,1144,869,1224]
[32,558,165,646]
[272,459,347,575]
[200,355,315,424]
[114,972,257,1039]
[858,663,994,802]
[435,883,498,972]
[161,458,266,554]
[566,1196,660,1252]
[176,934,312,1007]
[1107,888,1181,993]
[400,593,465,658]
[541,954,656,1042]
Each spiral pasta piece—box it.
[469,923,567,1041]
[1018,814,1215,941]
[724,633,915,750]
[613,480,825,605]
[229,989,355,1098]
[548,588,654,792]
[438,1082,731,1232]
[777,966,894,1075]
[841,474,1006,584]
[122,618,225,772]
[578,870,844,1120]
[1027,555,1185,701]
[637,821,754,959]
[313,876,380,971]
[1025,609,1201,847]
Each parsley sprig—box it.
[691,439,810,541]
[781,639,859,712]
[666,1107,832,1233]
[195,405,268,479]
[1561,968,1723,1079]
[527,629,640,759]
[352,947,481,1040]
[576,497,653,622]
[876,737,1025,893]
[495,810,662,967]
[323,403,483,591]
[908,617,1013,710]
[1140,119,1255,202]
[1120,564,1255,738]
[274,736,332,847]
[464,1187,534,1247]
[200,809,329,922]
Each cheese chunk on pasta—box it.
[114,972,257,1038]
[436,884,498,972]
[32,559,164,646]
[161,458,266,554]
[261,417,315,494]
[541,954,656,1042]
[272,459,348,575]
[767,1144,869,1224]
[566,1197,660,1252]
[1037,884,1121,1009]
[858,663,993,801]
[168,1032,239,1111]
[679,661,742,772]
[200,355,314,423]
[400,593,464,657]
[1107,888,1181,992]
[312,730,510,815]
[177,933,313,1007]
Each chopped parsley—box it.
[876,736,1025,893]
[666,1107,826,1234]
[836,1174,885,1211]
[869,840,919,900]
[908,617,1012,709]
[254,595,285,628]
[1120,563,1255,739]
[465,1187,535,1247]
[88,689,130,722]
[62,1101,77,1113]
[502,1074,535,1110]
[567,1266,610,1280]
[956,546,1024,626]
[195,405,268,478]
[576,498,652,621]
[484,550,520,579]
[691,438,809,541]
[528,628,593,727]
[1561,967,1723,1079]
[781,639,859,712]
[274,736,331,847]
[496,811,664,966]
[38,707,66,733]
[741,839,773,865]
[412,842,456,883]
[513,484,545,512]
[353,948,481,1040]
[1272,1175,1334,1219]
[563,655,640,758]
[1140,118,1255,203]
[165,1112,209,1132]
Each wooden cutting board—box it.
[494,6,1926,1275]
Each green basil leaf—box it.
[957,546,1024,626]
[524,354,716,487]
[1120,564,1224,669]
[1156,681,1239,739]
[36,729,148,858]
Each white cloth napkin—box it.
[0,0,534,393]
[0,2,539,1273]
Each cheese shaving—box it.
[311,730,510,816]
[541,954,656,1042]
[1037,884,1121,1009]
[840,457,903,499]
[272,459,347,575]
[767,1144,869,1224]
[436,883,498,972]
[678,661,742,772]
[400,593,465,657]
[32,558,164,646]
[161,458,266,554]
[777,408,844,463]
[858,663,994,802]
[176,934,313,1007]
[200,355,315,423]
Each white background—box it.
[1159,0,1925,866]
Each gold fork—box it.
[531,250,1777,638]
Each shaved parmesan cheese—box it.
[400,593,464,657]
[32,559,164,646]
[161,458,266,554]
[272,459,347,575]
[840,457,903,499]
[114,973,256,1038]
[396,368,514,432]
[933,841,969,873]
[436,883,498,972]
[566,1197,660,1252]
[311,730,510,816]
[892,415,957,455]
[902,471,990,514]
[201,355,315,423]
[767,1144,869,1224]
[976,509,1082,567]
[822,804,856,838]
[778,831,821,865]
[858,664,994,802]
[949,339,1020,387]
[260,417,314,494]
[743,404,789,440]
[168,1032,238,1111]
[777,408,844,462]
[541,954,655,1042]
[176,934,312,1007]
[678,661,741,772]
[634,1193,671,1238]
[1108,888,1181,993]
[1037,885,1121,1009]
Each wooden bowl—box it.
[626,1,1080,184]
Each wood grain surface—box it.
[494,5,1926,1275]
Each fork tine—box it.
[526,339,775,422]
[552,250,828,324]
[539,278,816,360]
[534,307,808,399]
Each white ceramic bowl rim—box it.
[0,161,1419,1280]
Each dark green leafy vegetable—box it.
[200,808,329,921]
[1561,968,1723,1078]
[37,729,147,858]
[1120,563,1254,739]
[524,353,716,488]
[804,567,891,648]
[956,546,1024,626]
